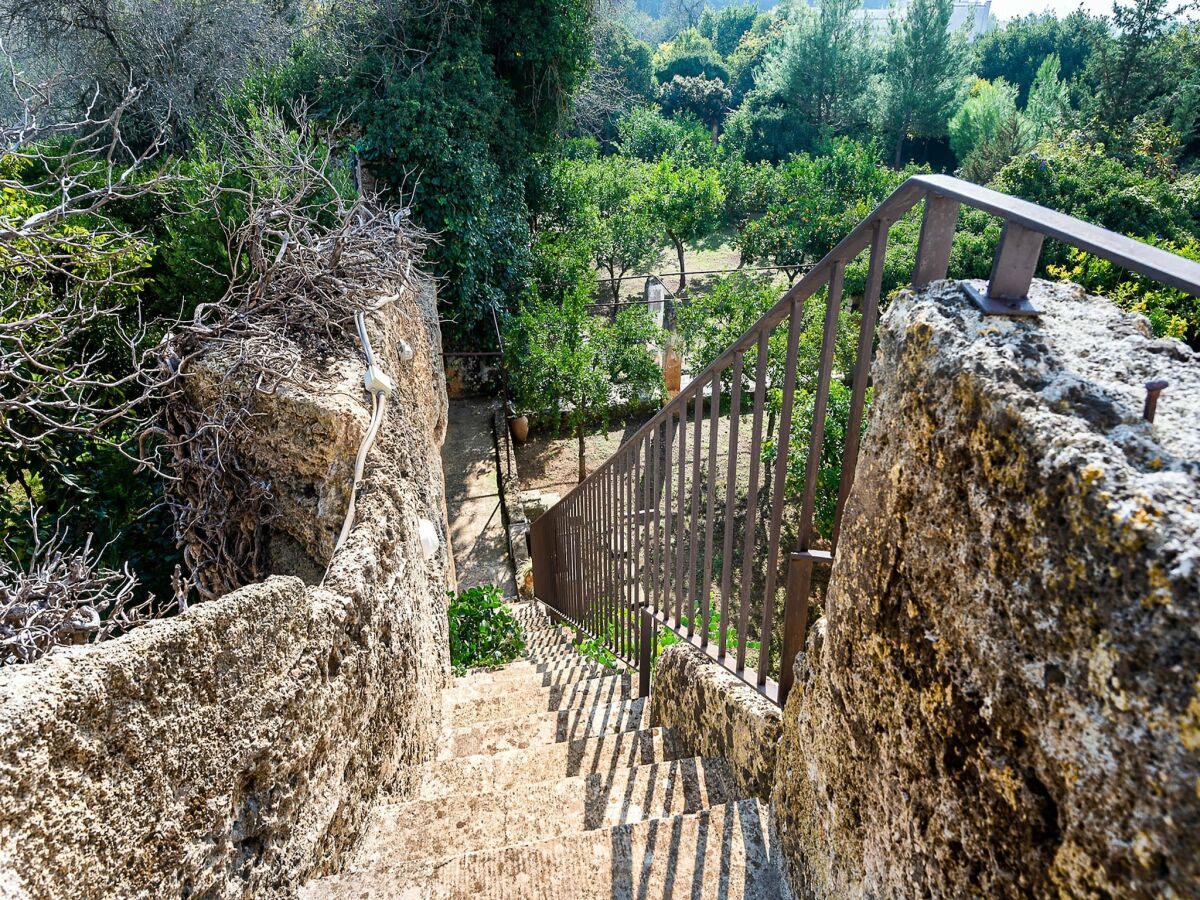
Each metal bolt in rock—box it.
[1143,379,1169,422]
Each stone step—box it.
[452,660,619,691]
[445,674,635,727]
[300,798,786,900]
[412,726,688,802]
[354,756,740,871]
[439,697,647,760]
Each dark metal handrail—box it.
[529,174,1200,707]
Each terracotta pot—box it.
[509,414,529,444]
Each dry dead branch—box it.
[144,105,425,604]
[0,510,149,665]
[0,52,174,451]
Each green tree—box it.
[617,105,716,163]
[949,77,1024,162]
[652,28,730,83]
[1086,0,1179,135]
[736,138,908,283]
[725,15,776,104]
[285,0,594,347]
[575,157,663,305]
[642,154,725,291]
[878,0,968,167]
[658,74,732,132]
[722,97,820,163]
[506,288,663,481]
[753,0,876,136]
[1024,54,1072,139]
[972,11,1109,105]
[698,3,762,56]
[597,21,656,101]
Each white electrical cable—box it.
[333,310,395,555]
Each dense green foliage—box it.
[280,0,594,347]
[448,584,526,674]
[7,0,1200,636]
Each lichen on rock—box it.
[772,279,1200,898]
[650,641,782,800]
[0,276,454,898]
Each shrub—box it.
[448,585,526,675]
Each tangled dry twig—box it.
[0,510,149,665]
[144,105,425,604]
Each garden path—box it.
[441,398,517,598]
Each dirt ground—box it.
[595,231,793,316]
[514,398,760,499]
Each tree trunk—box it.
[578,425,587,483]
[670,233,686,293]
[610,267,623,321]
[893,132,905,169]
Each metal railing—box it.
[529,173,1200,707]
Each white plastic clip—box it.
[363,366,395,397]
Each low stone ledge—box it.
[0,279,453,898]
[649,641,782,799]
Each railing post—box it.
[530,513,557,611]
[778,549,830,706]
[638,605,652,699]
[912,193,959,289]
[963,220,1044,316]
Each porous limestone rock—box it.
[773,279,1199,898]
[651,641,782,799]
[0,279,453,898]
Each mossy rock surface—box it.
[773,279,1200,898]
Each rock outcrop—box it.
[0,279,453,898]
[773,279,1199,897]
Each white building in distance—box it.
[808,0,994,39]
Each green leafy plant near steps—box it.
[448,585,526,676]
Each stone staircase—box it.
[301,602,789,899]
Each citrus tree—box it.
[642,153,724,293]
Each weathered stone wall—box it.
[773,279,1199,897]
[0,280,453,898]
[650,642,782,799]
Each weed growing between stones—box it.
[447,585,525,675]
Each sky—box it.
[986,0,1198,21]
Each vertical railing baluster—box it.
[643,432,652,633]
[687,387,703,637]
[652,422,662,619]
[661,413,674,619]
[737,330,770,674]
[607,463,615,648]
[833,219,891,550]
[648,424,657,619]
[675,401,687,630]
[634,439,644,664]
[758,298,804,686]
[624,451,633,661]
[569,496,579,626]
[700,369,720,647]
[797,263,844,548]
[588,483,597,637]
[600,472,609,640]
[719,353,744,660]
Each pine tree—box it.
[1025,54,1071,139]
[879,0,969,167]
[755,0,876,134]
